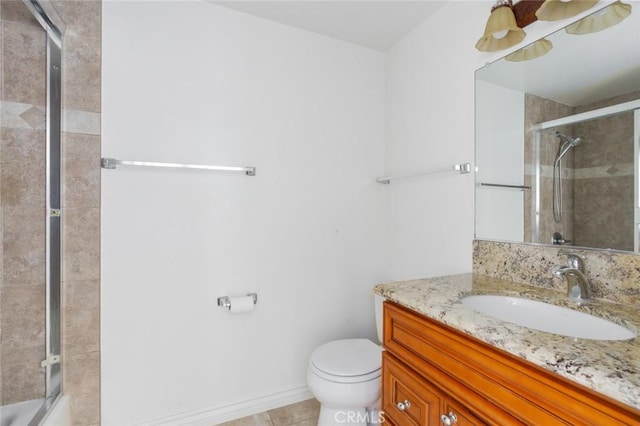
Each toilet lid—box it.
[310,338,382,377]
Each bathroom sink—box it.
[461,295,636,341]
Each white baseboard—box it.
[141,386,313,426]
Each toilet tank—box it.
[374,294,385,343]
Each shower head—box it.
[555,131,583,163]
[553,131,583,223]
[556,131,583,148]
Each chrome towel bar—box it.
[480,182,530,190]
[377,162,471,184]
[101,157,256,176]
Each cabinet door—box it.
[383,352,443,425]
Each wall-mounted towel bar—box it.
[101,157,256,176]
[480,182,530,190]
[376,162,471,184]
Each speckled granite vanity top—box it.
[374,273,640,410]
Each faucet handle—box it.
[552,232,571,245]
[557,249,585,272]
[551,265,568,278]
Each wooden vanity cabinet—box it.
[381,301,640,426]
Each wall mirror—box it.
[475,1,640,253]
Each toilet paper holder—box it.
[217,293,258,309]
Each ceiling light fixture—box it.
[565,1,632,34]
[476,0,526,52]
[535,0,599,21]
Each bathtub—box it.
[0,395,70,426]
[40,395,70,426]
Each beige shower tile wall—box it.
[574,175,634,250]
[53,1,102,425]
[473,239,640,306]
[574,90,640,114]
[0,2,3,405]
[0,0,48,405]
[571,91,639,251]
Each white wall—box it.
[101,2,386,425]
[384,2,485,279]
[101,0,607,424]
[475,80,524,242]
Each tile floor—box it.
[218,398,320,426]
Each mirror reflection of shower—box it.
[531,102,637,252]
[553,131,583,222]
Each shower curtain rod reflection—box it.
[376,162,471,184]
[101,157,256,176]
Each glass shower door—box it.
[0,1,62,424]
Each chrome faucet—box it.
[552,251,592,302]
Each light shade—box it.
[476,5,526,52]
[505,38,553,62]
[535,0,599,21]
[565,1,632,34]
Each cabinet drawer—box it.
[442,397,486,426]
[383,352,442,425]
[383,352,490,426]
[384,301,640,425]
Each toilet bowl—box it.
[307,295,385,426]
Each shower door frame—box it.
[19,1,65,424]
[636,109,640,252]
[532,99,640,250]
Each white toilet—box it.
[307,295,385,426]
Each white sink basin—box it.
[461,295,636,341]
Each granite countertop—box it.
[374,273,640,410]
